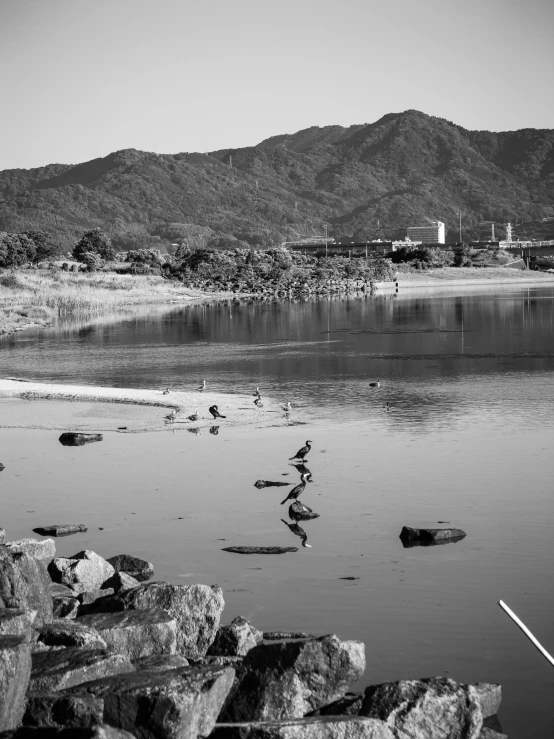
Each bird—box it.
[282,402,292,413]
[164,409,177,422]
[253,386,261,398]
[162,387,170,395]
[187,411,199,421]
[289,440,312,461]
[384,403,390,412]
[281,519,312,547]
[197,380,206,391]
[209,426,219,435]
[209,405,226,419]
[280,473,309,505]
[369,380,381,388]
[254,397,264,408]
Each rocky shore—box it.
[0,531,505,739]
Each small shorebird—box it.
[254,397,264,408]
[162,387,170,395]
[384,403,390,412]
[209,405,226,419]
[197,380,206,392]
[369,380,381,388]
[281,473,310,505]
[187,411,199,421]
[289,440,312,461]
[282,402,292,413]
[253,386,261,398]
[164,409,177,422]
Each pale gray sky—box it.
[1,0,552,170]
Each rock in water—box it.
[220,635,366,722]
[86,582,225,660]
[207,616,263,657]
[222,546,298,555]
[289,502,320,521]
[48,551,115,594]
[5,538,56,562]
[210,716,394,739]
[59,433,103,447]
[0,635,32,731]
[0,549,53,626]
[359,676,483,739]
[34,621,107,652]
[61,664,235,739]
[23,693,104,729]
[254,480,291,488]
[29,647,135,692]
[76,609,177,661]
[33,525,88,538]
[399,526,466,547]
[105,554,154,582]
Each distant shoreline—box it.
[375,267,554,293]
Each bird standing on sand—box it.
[369,380,381,388]
[162,387,170,395]
[209,405,226,419]
[198,380,206,392]
[281,519,312,547]
[280,473,309,505]
[289,440,312,461]
[282,402,292,413]
[253,386,261,398]
[187,411,199,421]
[254,397,264,408]
[164,409,177,422]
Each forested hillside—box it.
[0,110,552,252]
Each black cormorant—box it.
[280,472,309,504]
[289,440,312,461]
[209,405,226,419]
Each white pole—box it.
[499,600,554,667]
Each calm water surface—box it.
[1,286,553,738]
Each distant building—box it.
[407,221,445,244]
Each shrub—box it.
[0,271,23,289]
[81,252,104,272]
[73,229,114,263]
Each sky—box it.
[1,0,553,170]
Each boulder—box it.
[208,616,263,657]
[100,573,139,593]
[34,621,107,653]
[0,635,32,731]
[23,693,104,728]
[359,676,483,739]
[50,584,76,598]
[289,502,320,521]
[76,609,177,661]
[132,654,189,672]
[33,525,87,538]
[0,549,53,626]
[399,526,466,547]
[77,590,115,616]
[5,539,56,563]
[222,547,298,555]
[1,726,136,739]
[220,635,366,722]
[62,664,235,739]
[87,582,224,660]
[59,433,103,447]
[105,554,153,582]
[310,693,364,716]
[52,597,79,621]
[470,683,502,719]
[29,648,134,692]
[0,609,36,640]
[48,552,114,595]
[210,717,394,739]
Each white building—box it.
[407,221,445,244]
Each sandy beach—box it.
[0,378,294,432]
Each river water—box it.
[1,285,553,737]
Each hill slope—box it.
[0,110,553,251]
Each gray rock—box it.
[105,554,154,582]
[0,609,37,640]
[288,502,320,521]
[29,648,135,692]
[309,693,364,716]
[399,526,466,547]
[34,621,107,653]
[88,581,225,660]
[0,635,32,731]
[78,590,115,615]
[23,693,103,728]
[222,547,298,554]
[52,597,79,621]
[208,616,263,657]
[33,525,87,538]
[76,609,177,661]
[59,433,103,447]
[210,717,394,739]
[254,480,291,488]
[0,549,53,627]
[62,664,235,739]
[48,552,115,595]
[132,654,189,672]
[360,676,483,739]
[100,573,139,593]
[5,539,56,563]
[1,726,136,739]
[221,635,366,722]
[478,729,507,739]
[50,584,76,598]
[470,683,502,719]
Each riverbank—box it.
[396,266,554,286]
[0,378,294,432]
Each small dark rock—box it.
[254,480,291,489]
[100,573,139,593]
[289,502,319,521]
[58,433,103,447]
[339,577,360,581]
[399,526,466,548]
[221,547,298,555]
[308,692,364,716]
[52,598,79,621]
[22,693,104,729]
[105,554,154,582]
[33,525,87,538]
